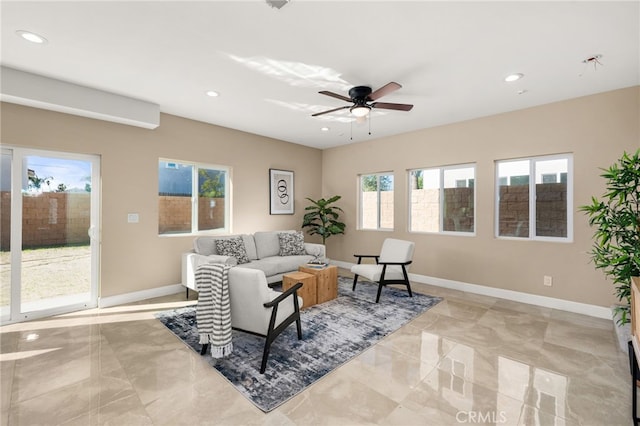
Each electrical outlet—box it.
[543,275,553,287]
[127,213,139,223]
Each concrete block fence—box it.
[0,191,90,250]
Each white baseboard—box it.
[331,260,612,320]
[98,284,184,308]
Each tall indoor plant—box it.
[580,149,640,326]
[302,195,346,245]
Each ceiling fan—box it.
[312,82,413,118]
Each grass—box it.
[0,245,91,307]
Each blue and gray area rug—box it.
[155,276,442,412]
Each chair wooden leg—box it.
[260,303,280,374]
[375,282,384,303]
[403,267,413,298]
[296,317,302,340]
[375,265,389,303]
[291,291,302,340]
[260,339,271,374]
[200,343,209,355]
[352,275,359,291]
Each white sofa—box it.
[182,230,326,293]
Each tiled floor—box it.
[0,272,632,425]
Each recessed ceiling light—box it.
[504,73,524,83]
[205,90,219,97]
[320,127,330,132]
[16,30,47,44]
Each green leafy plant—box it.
[27,170,53,192]
[302,195,346,245]
[580,149,640,325]
[199,169,225,197]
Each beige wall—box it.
[322,86,640,308]
[2,86,639,308]
[1,104,323,297]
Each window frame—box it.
[158,158,231,236]
[494,153,573,242]
[408,163,476,236]
[358,171,394,231]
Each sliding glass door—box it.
[0,147,100,324]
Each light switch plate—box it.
[127,213,139,223]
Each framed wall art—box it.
[269,168,294,215]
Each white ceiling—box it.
[1,1,639,149]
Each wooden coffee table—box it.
[282,271,317,309]
[298,264,338,304]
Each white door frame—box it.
[1,146,100,324]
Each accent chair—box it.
[198,267,303,374]
[351,238,415,303]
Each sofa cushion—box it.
[193,237,218,256]
[254,231,294,259]
[241,235,258,260]
[278,231,306,256]
[215,237,250,264]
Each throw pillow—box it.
[278,231,306,256]
[215,237,250,264]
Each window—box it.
[158,159,230,235]
[359,172,393,230]
[409,164,476,234]
[496,154,572,240]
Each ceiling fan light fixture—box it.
[350,105,370,117]
[313,82,412,118]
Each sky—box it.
[26,156,92,191]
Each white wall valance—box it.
[0,66,160,129]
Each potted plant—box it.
[302,195,346,245]
[580,149,640,349]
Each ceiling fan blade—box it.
[371,102,413,111]
[368,82,402,101]
[311,105,350,117]
[318,91,352,102]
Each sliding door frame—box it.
[2,146,100,324]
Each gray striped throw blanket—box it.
[195,263,233,358]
